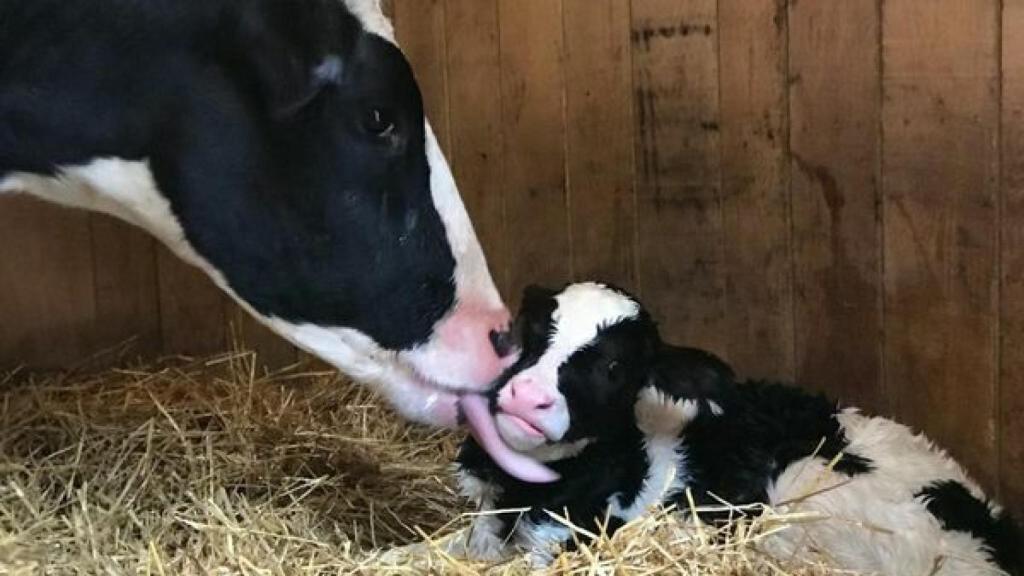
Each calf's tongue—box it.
[458,394,560,483]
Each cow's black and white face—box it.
[0,0,512,428]
[487,283,658,457]
[181,0,515,426]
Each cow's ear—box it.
[221,2,348,119]
[634,346,733,436]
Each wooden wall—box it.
[1,0,1022,518]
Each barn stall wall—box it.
[1,0,1022,521]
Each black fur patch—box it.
[456,429,650,545]
[679,379,874,515]
[917,481,1021,574]
[0,0,456,351]
[832,452,873,476]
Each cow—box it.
[0,0,546,479]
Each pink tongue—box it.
[459,394,560,484]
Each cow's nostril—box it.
[489,329,515,358]
[536,401,554,411]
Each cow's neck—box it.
[0,158,201,266]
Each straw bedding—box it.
[0,349,857,575]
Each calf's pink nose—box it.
[501,378,555,414]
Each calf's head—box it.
[483,283,660,459]
[467,282,735,475]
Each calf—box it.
[456,282,1020,575]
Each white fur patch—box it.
[456,468,502,508]
[761,410,1004,576]
[464,514,510,561]
[454,469,512,561]
[525,438,593,463]
[516,520,573,568]
[341,0,395,42]
[634,385,699,437]
[548,283,641,364]
[1,159,195,260]
[607,434,688,522]
[423,124,504,311]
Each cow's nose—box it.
[489,328,516,358]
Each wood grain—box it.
[227,305,297,369]
[89,215,161,362]
[0,199,96,369]
[631,0,725,352]
[392,0,451,152]
[156,246,226,358]
[563,0,637,290]
[445,0,509,298]
[498,0,571,299]
[718,0,793,380]
[1001,0,1024,515]
[882,0,1000,488]
[789,0,884,411]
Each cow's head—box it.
[150,0,514,428]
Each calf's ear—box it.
[514,284,559,339]
[520,284,559,310]
[634,346,734,436]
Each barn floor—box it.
[0,350,852,575]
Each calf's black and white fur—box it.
[456,282,1020,575]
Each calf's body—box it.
[457,283,1020,575]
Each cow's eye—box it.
[362,107,396,137]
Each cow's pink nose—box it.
[425,302,515,388]
[502,378,555,413]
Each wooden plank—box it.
[789,0,884,411]
[226,304,296,370]
[717,0,792,380]
[563,0,637,290]
[631,0,724,351]
[445,0,509,297]
[90,215,161,362]
[156,246,226,357]
[1001,0,1024,520]
[392,0,451,152]
[498,0,571,298]
[0,198,96,369]
[882,0,1000,489]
